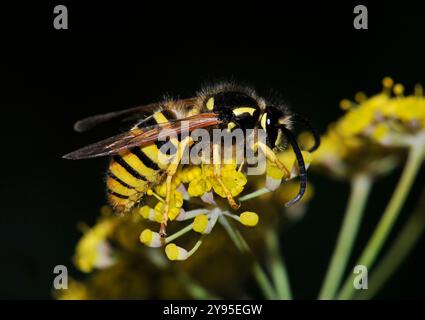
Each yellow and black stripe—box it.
[106,109,180,212]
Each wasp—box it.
[64,83,320,237]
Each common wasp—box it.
[64,83,320,237]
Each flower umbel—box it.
[137,149,311,261]
[313,78,425,179]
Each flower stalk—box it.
[337,140,425,299]
[165,223,194,243]
[219,216,277,299]
[146,250,220,299]
[356,185,425,299]
[238,187,271,202]
[265,228,293,299]
[318,174,372,299]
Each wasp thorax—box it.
[205,91,261,131]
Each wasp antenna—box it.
[280,126,307,207]
[293,114,321,152]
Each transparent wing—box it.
[63,113,221,160]
[73,97,198,132]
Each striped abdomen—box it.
[106,110,179,213]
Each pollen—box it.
[180,166,202,183]
[138,205,162,223]
[138,206,151,219]
[140,229,162,248]
[193,214,209,234]
[239,211,259,227]
[165,243,189,261]
[188,178,212,197]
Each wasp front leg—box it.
[212,144,240,210]
[159,136,193,239]
[257,142,290,179]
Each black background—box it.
[1,2,425,299]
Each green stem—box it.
[165,223,193,243]
[265,228,293,299]
[337,143,425,299]
[187,239,203,258]
[176,272,220,300]
[219,216,277,299]
[145,250,219,299]
[239,187,271,202]
[356,185,425,299]
[318,174,372,299]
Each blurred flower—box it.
[56,280,88,300]
[312,77,425,179]
[56,205,270,299]
[336,78,425,147]
[73,213,118,273]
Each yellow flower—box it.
[185,162,248,199]
[211,164,247,198]
[160,207,261,261]
[193,214,209,234]
[139,229,162,247]
[73,218,117,273]
[312,77,425,179]
[154,169,183,197]
[184,165,213,197]
[266,148,312,190]
[335,78,425,147]
[138,205,162,223]
[179,166,202,183]
[154,191,184,221]
[188,177,212,197]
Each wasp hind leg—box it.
[159,174,174,239]
[159,136,193,240]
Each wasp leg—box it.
[159,174,173,239]
[159,136,193,240]
[257,142,290,179]
[212,144,240,210]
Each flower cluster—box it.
[313,78,425,178]
[137,149,312,261]
[58,197,296,299]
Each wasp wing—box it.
[63,113,221,160]
[73,97,198,132]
